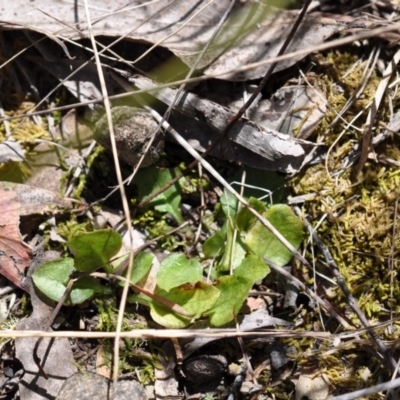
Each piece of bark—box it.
[130,75,317,174]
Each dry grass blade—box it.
[81,0,134,384]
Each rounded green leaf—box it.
[234,255,270,284]
[203,229,225,258]
[236,197,267,232]
[151,282,220,328]
[68,230,122,272]
[208,275,252,327]
[133,167,184,223]
[244,204,303,266]
[32,258,75,303]
[69,276,112,305]
[157,254,203,291]
[220,188,238,219]
[122,251,154,285]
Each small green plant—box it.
[127,188,303,328]
[132,166,185,223]
[32,229,121,305]
[32,185,303,329]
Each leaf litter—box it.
[1,1,400,399]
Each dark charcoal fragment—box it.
[182,354,227,385]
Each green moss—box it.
[286,47,400,392]
[57,219,92,243]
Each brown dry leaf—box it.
[203,13,346,81]
[1,1,346,81]
[0,182,71,290]
[0,184,32,291]
[96,345,111,379]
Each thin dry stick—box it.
[92,273,194,318]
[389,191,400,335]
[5,329,333,340]
[6,314,400,340]
[82,0,134,385]
[295,207,398,374]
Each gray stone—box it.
[56,373,148,400]
[94,106,164,168]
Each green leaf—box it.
[68,230,122,272]
[32,258,75,303]
[151,282,220,328]
[236,197,267,232]
[208,275,252,327]
[244,204,303,266]
[220,188,238,219]
[133,167,184,223]
[208,256,269,326]
[148,302,191,329]
[69,276,112,305]
[234,254,270,284]
[157,253,203,291]
[123,251,154,285]
[217,221,246,273]
[203,222,227,258]
[32,258,112,305]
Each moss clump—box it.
[286,47,400,393]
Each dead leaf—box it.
[203,13,346,81]
[0,182,71,290]
[0,185,32,291]
[2,1,347,81]
[96,345,111,379]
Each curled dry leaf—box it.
[2,1,347,80]
[0,182,71,290]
